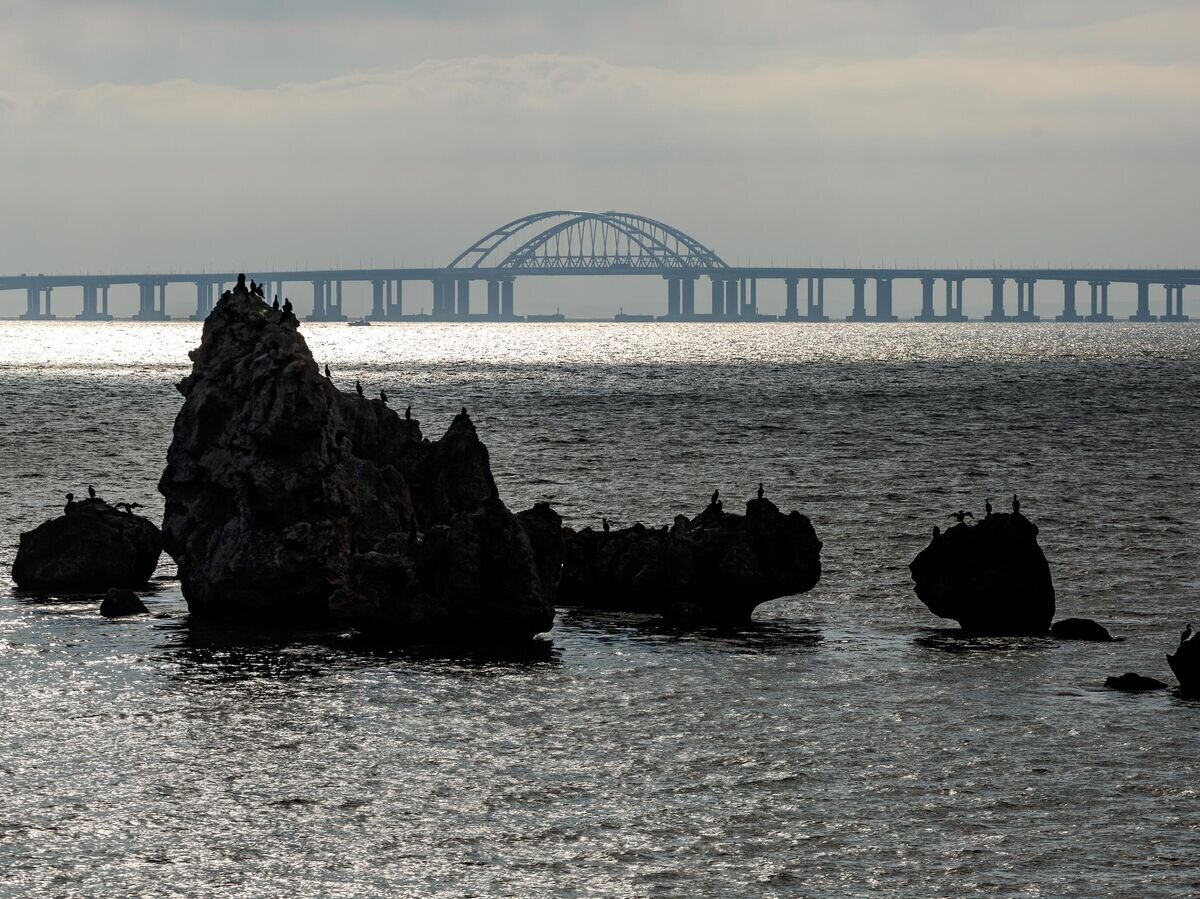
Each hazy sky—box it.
[1,1,1197,316]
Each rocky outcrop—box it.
[100,588,149,618]
[1167,630,1199,696]
[557,498,822,623]
[516,502,565,601]
[1050,617,1114,642]
[157,293,552,641]
[11,499,162,594]
[1104,672,1168,692]
[909,512,1054,635]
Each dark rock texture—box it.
[909,512,1054,635]
[557,498,822,623]
[100,588,149,618]
[11,499,162,593]
[1104,672,1168,692]
[157,293,552,641]
[1167,630,1199,697]
[516,502,565,601]
[1050,617,1114,642]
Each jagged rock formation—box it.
[11,498,162,593]
[100,588,149,618]
[909,512,1054,635]
[557,498,822,623]
[1167,630,1199,696]
[157,294,552,641]
[1050,617,1114,642]
[1104,672,1167,692]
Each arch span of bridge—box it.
[0,209,1195,322]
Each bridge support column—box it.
[1016,280,1039,321]
[986,278,1006,321]
[134,281,165,320]
[724,279,738,318]
[390,280,403,318]
[665,277,681,318]
[1087,281,1113,321]
[487,280,500,318]
[813,277,828,320]
[370,280,385,319]
[1057,280,1081,321]
[916,277,936,320]
[308,279,326,320]
[189,282,212,321]
[681,277,695,317]
[784,277,798,319]
[748,278,758,317]
[77,284,110,320]
[847,277,867,321]
[101,286,109,317]
[501,279,515,319]
[1130,282,1155,321]
[456,279,470,318]
[1162,284,1189,321]
[21,285,39,319]
[874,278,897,321]
[710,278,723,317]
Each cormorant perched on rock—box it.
[233,273,248,296]
[249,279,259,297]
[65,492,74,504]
[379,389,388,405]
[405,405,411,421]
[932,525,941,539]
[950,510,973,524]
[461,406,468,417]
[985,497,993,517]
[1012,494,1021,514]
[1183,623,1194,645]
[283,297,293,316]
[711,489,720,506]
[272,296,279,311]
[355,380,364,397]
[324,364,331,380]
[64,493,75,514]
[757,482,764,500]
[88,485,97,499]
[602,517,610,533]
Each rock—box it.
[1104,672,1168,692]
[557,498,822,623]
[158,293,552,642]
[11,498,162,593]
[100,588,149,618]
[909,512,1054,635]
[1167,630,1199,697]
[516,502,565,600]
[1050,617,1114,642]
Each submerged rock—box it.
[11,499,162,593]
[1104,672,1168,692]
[157,293,552,641]
[100,588,149,618]
[1050,617,1114,642]
[1167,628,1199,697]
[557,498,822,623]
[909,512,1054,635]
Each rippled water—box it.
[1,321,1197,897]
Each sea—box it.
[0,320,1197,898]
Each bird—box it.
[461,406,468,417]
[985,497,993,517]
[87,485,96,499]
[355,380,364,397]
[324,364,331,380]
[65,492,74,503]
[602,517,610,533]
[272,296,279,311]
[405,405,411,421]
[283,297,293,315]
[379,389,388,405]
[711,489,720,506]
[757,482,764,500]
[932,525,941,538]
[1012,494,1021,514]
[1183,623,1194,645]
[950,510,973,524]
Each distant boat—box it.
[348,318,371,327]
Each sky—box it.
[1,0,1197,317]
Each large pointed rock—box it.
[909,512,1054,635]
[157,294,551,641]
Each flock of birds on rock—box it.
[933,494,1022,538]
[64,485,143,515]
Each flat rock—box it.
[100,588,149,618]
[11,498,162,594]
[1050,617,1114,642]
[1104,672,1168,692]
[909,512,1054,635]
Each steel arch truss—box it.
[447,211,728,272]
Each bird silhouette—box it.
[1183,623,1194,645]
[950,510,973,524]
[272,296,279,311]
[324,364,331,380]
[932,525,941,538]
[65,492,74,503]
[461,406,468,417]
[602,517,610,533]
[379,389,388,405]
[985,497,993,517]
[355,380,363,397]
[1012,494,1021,514]
[757,482,764,500]
[87,485,96,499]
[711,489,720,506]
[405,405,411,421]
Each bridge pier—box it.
[371,280,385,319]
[1162,284,1189,321]
[1086,280,1113,321]
[915,277,937,320]
[189,281,214,321]
[665,277,681,318]
[486,280,500,319]
[681,276,695,317]
[985,278,1006,321]
[307,279,344,321]
[389,280,403,318]
[501,279,515,318]
[710,278,723,317]
[21,284,56,319]
[1057,279,1082,321]
[946,278,966,320]
[785,277,798,319]
[1015,279,1040,321]
[133,281,169,320]
[873,278,898,321]
[846,277,868,321]
[77,283,112,320]
[724,279,739,319]
[1129,282,1155,321]
[455,279,470,318]
[804,277,828,321]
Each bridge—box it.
[1,210,1194,322]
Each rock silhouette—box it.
[1104,672,1168,692]
[557,497,822,623]
[1050,617,1114,642]
[100,588,149,618]
[909,511,1054,634]
[157,293,552,641]
[1167,630,1199,696]
[11,498,162,593]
